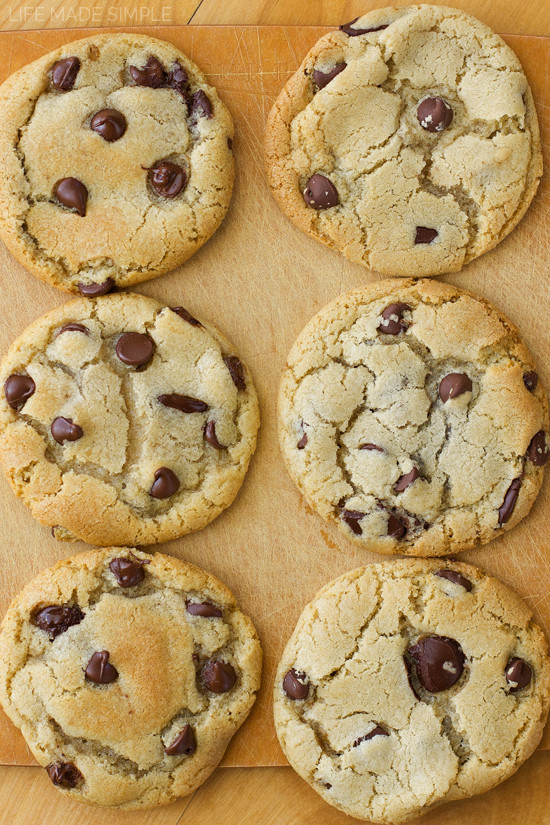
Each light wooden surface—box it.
[0,2,550,824]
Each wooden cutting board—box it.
[0,25,549,768]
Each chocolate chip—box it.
[4,374,35,410]
[170,306,202,327]
[313,63,347,89]
[47,762,82,789]
[129,55,166,87]
[202,659,237,693]
[56,323,89,336]
[339,18,389,35]
[297,431,308,449]
[90,108,127,142]
[85,650,118,684]
[204,420,225,449]
[109,554,150,588]
[186,601,222,618]
[227,137,233,150]
[387,513,407,539]
[51,56,80,91]
[523,372,538,392]
[415,226,438,244]
[498,478,522,525]
[54,178,88,216]
[353,726,389,746]
[341,509,364,536]
[505,657,532,692]
[168,62,189,95]
[165,723,196,756]
[158,394,208,413]
[148,160,187,199]
[439,373,472,402]
[394,467,420,493]
[283,668,309,700]
[404,656,421,700]
[408,635,465,692]
[116,332,154,367]
[224,356,246,391]
[435,569,473,592]
[303,173,339,209]
[150,467,180,499]
[188,90,213,122]
[377,303,410,335]
[528,431,549,466]
[32,604,84,638]
[360,443,384,452]
[78,278,114,296]
[417,97,453,132]
[51,417,83,444]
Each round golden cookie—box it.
[265,5,542,277]
[278,279,549,556]
[274,559,550,824]
[0,293,259,546]
[0,547,262,809]
[0,33,234,293]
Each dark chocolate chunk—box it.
[204,420,225,449]
[353,726,389,746]
[188,90,213,122]
[51,417,83,444]
[528,431,549,466]
[523,372,538,392]
[148,160,187,198]
[202,659,237,693]
[32,604,84,638]
[505,657,532,692]
[90,108,127,142]
[109,554,150,588]
[158,394,208,413]
[224,356,246,391]
[377,303,410,335]
[129,55,166,87]
[408,635,465,692]
[186,601,222,618]
[170,306,202,327]
[78,278,114,296]
[394,467,420,493]
[85,650,118,684]
[297,431,308,449]
[165,723,196,756]
[4,374,35,410]
[54,178,88,216]
[387,513,407,539]
[435,569,473,592]
[313,62,347,89]
[51,56,80,91]
[56,323,89,336]
[415,226,438,244]
[498,478,522,525]
[47,761,82,789]
[439,373,472,402]
[150,467,180,499]
[417,97,453,132]
[282,668,309,700]
[340,18,389,35]
[303,173,339,209]
[116,332,155,367]
[360,443,384,452]
[341,509,364,536]
[168,62,189,95]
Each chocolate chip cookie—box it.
[0,33,234,293]
[278,279,548,556]
[265,5,542,277]
[274,559,550,824]
[0,293,259,545]
[0,547,262,809]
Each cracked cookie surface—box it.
[0,33,234,293]
[265,5,542,277]
[274,559,550,824]
[278,279,548,556]
[0,547,262,809]
[0,293,259,546]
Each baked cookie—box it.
[265,5,542,277]
[0,293,259,545]
[0,33,234,293]
[278,279,548,556]
[274,559,550,824]
[0,547,262,809]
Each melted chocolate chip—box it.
[170,306,202,327]
[165,723,196,756]
[505,657,532,692]
[415,226,438,244]
[439,373,472,402]
[109,554,150,588]
[168,62,189,95]
[148,160,187,198]
[353,726,389,746]
[283,668,309,700]
[204,420,225,449]
[408,635,465,692]
[78,278,114,296]
[4,374,35,410]
[224,356,246,391]
[227,137,233,150]
[51,417,83,444]
[202,659,237,693]
[417,97,453,132]
[51,57,80,91]
[394,467,420,493]
[523,372,538,392]
[54,178,88,216]
[85,650,118,684]
[56,323,89,336]
[188,90,213,122]
[339,18,389,35]
[47,762,82,789]
[341,509,364,536]
[435,569,473,592]
[129,55,166,87]
[90,108,127,142]
[186,601,222,618]
[150,467,180,499]
[32,604,84,638]
[303,173,339,209]
[387,513,407,540]
[313,63,347,89]
[116,332,154,367]
[158,394,208,413]
[360,443,384,452]
[297,431,308,449]
[528,431,549,466]
[377,303,410,335]
[498,478,522,525]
